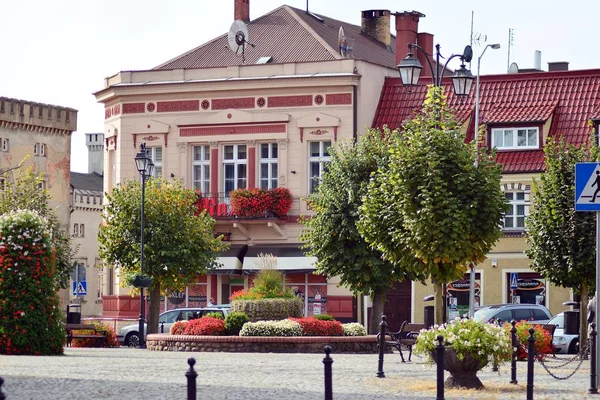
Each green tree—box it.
[98,178,228,333]
[0,164,75,289]
[358,86,507,324]
[300,128,424,333]
[526,135,598,345]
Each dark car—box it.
[473,303,553,325]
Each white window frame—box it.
[504,191,528,230]
[148,147,162,178]
[192,145,211,194]
[223,144,247,195]
[308,141,331,194]
[259,143,278,190]
[491,127,539,150]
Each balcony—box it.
[195,188,296,221]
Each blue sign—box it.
[72,281,87,296]
[510,273,518,290]
[575,162,600,211]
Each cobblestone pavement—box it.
[0,348,596,399]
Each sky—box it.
[2,0,599,173]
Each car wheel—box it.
[568,339,579,354]
[125,332,140,348]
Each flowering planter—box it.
[432,348,487,389]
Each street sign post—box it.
[510,273,518,290]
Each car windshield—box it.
[159,310,179,324]
[473,308,497,322]
[548,314,564,329]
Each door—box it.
[383,280,412,332]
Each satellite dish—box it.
[228,20,250,56]
[508,62,519,74]
[338,26,345,54]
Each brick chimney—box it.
[416,32,433,75]
[361,10,391,47]
[235,0,250,23]
[394,11,425,65]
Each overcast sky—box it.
[2,0,598,173]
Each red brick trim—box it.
[180,124,286,137]
[122,103,145,114]
[157,100,199,113]
[326,93,352,105]
[212,97,255,110]
[268,95,313,108]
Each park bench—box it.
[377,321,425,362]
[540,323,557,358]
[65,323,108,347]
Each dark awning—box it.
[212,244,248,275]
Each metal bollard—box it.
[526,327,535,400]
[510,320,518,384]
[590,323,598,394]
[323,345,334,400]
[377,315,387,378]
[186,357,198,400]
[0,376,6,400]
[160,321,165,334]
[436,335,445,400]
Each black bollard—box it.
[526,327,535,400]
[186,357,198,400]
[510,320,518,385]
[436,335,445,400]
[0,376,6,400]
[590,323,598,394]
[377,315,387,378]
[160,321,165,334]
[323,345,334,400]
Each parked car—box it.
[548,313,579,354]
[117,306,231,347]
[473,303,553,325]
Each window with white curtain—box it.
[223,144,247,195]
[504,191,527,230]
[492,128,539,150]
[192,145,211,194]
[259,143,278,189]
[148,147,163,178]
[308,141,331,194]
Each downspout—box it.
[353,85,358,142]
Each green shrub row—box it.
[231,298,303,321]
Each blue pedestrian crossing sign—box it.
[72,281,87,296]
[510,273,518,290]
[575,162,600,211]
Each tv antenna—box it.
[228,20,255,64]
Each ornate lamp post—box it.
[134,143,154,349]
[469,43,501,319]
[398,43,475,96]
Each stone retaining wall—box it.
[147,334,380,353]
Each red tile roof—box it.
[373,69,600,173]
[154,6,398,70]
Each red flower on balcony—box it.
[230,187,293,219]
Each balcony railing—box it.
[195,191,301,220]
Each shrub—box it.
[183,317,225,336]
[289,317,343,336]
[224,312,249,336]
[239,319,302,337]
[507,321,553,360]
[342,323,367,336]
[232,298,303,322]
[205,312,224,320]
[0,210,64,355]
[71,322,119,348]
[170,321,188,335]
[313,314,335,321]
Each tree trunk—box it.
[580,283,589,352]
[434,282,444,325]
[369,286,387,334]
[146,282,161,334]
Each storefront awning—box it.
[212,244,247,275]
[242,245,317,273]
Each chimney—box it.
[234,0,250,23]
[416,32,433,75]
[548,61,569,72]
[394,11,425,66]
[534,50,542,70]
[361,10,391,47]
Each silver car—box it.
[548,313,579,354]
[117,306,230,347]
[473,303,553,325]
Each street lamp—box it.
[398,43,475,96]
[134,143,154,349]
[469,43,501,319]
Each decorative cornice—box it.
[180,124,286,137]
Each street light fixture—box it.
[469,43,501,319]
[398,43,475,97]
[134,143,154,349]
